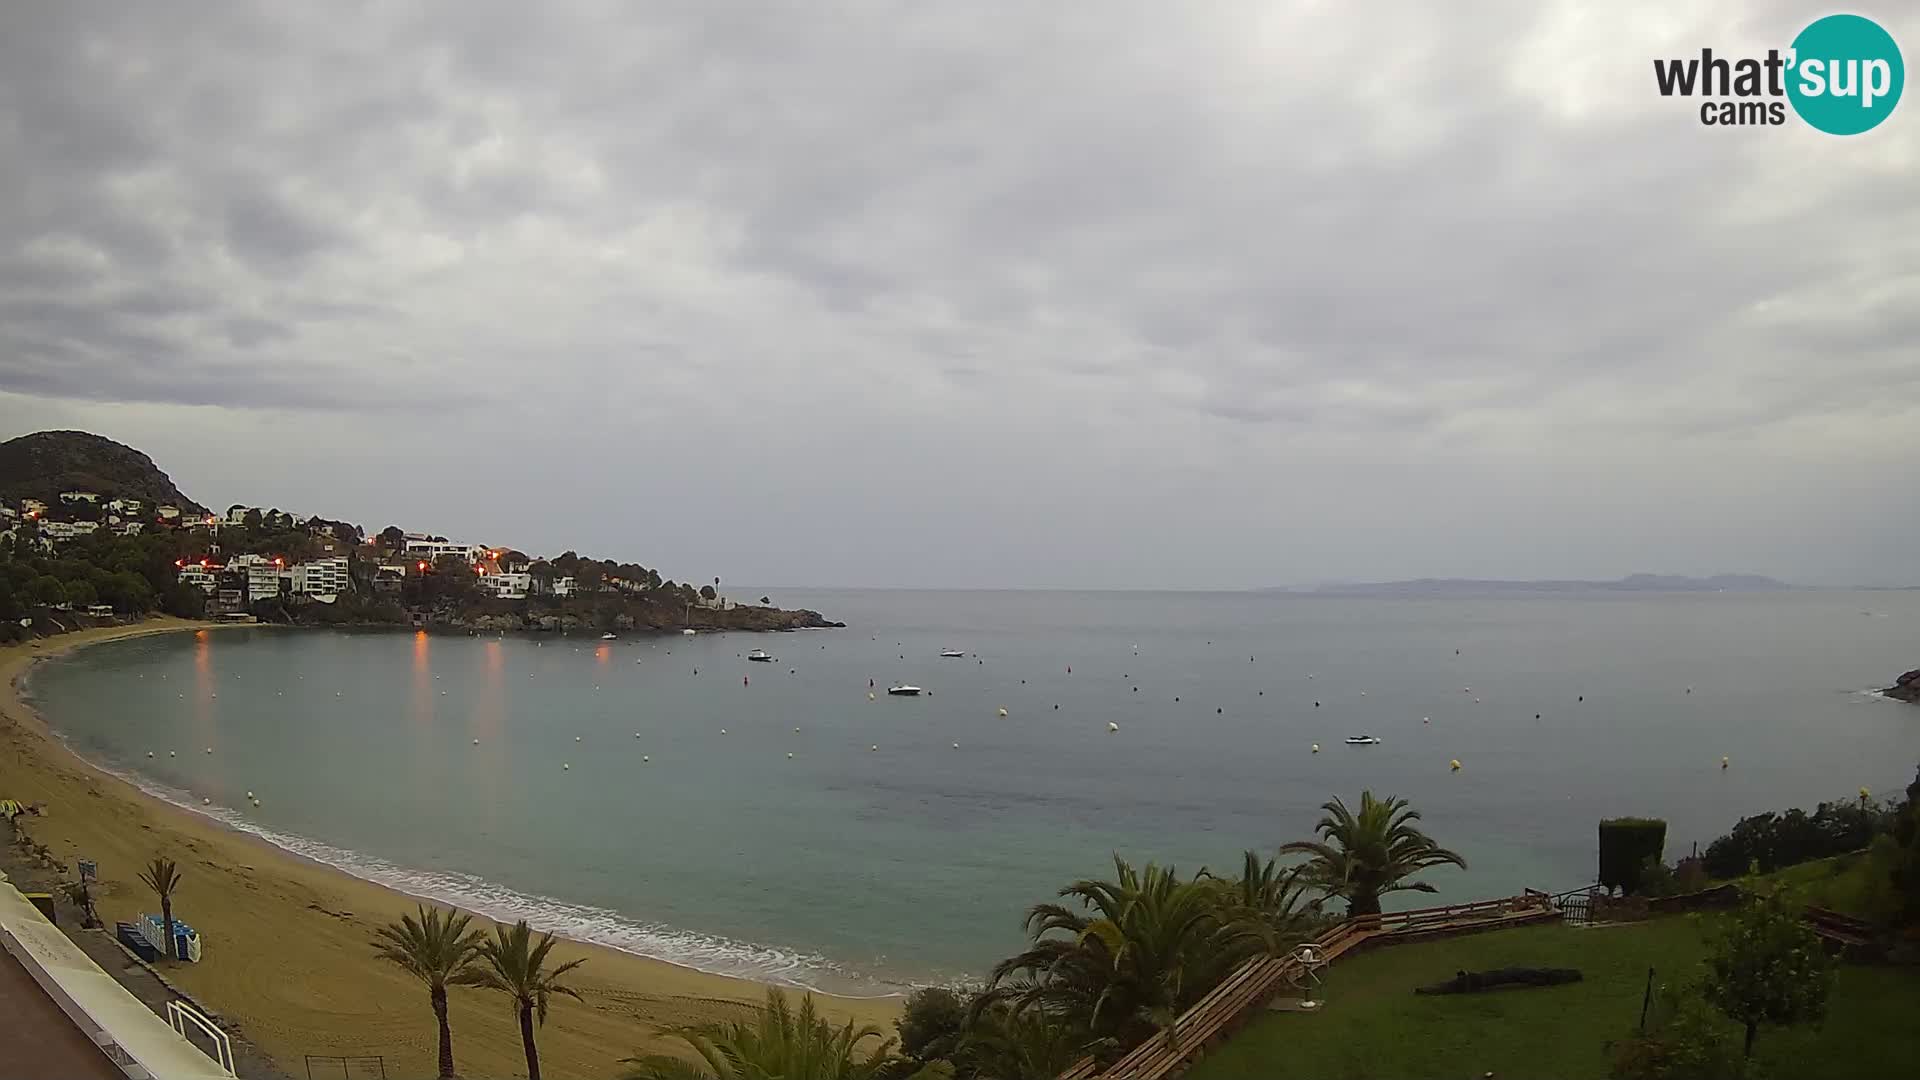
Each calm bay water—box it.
[26,589,1920,994]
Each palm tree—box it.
[1279,791,1467,917]
[137,857,183,961]
[1207,851,1326,943]
[960,1000,1097,1080]
[982,857,1273,1047]
[371,905,485,1079]
[621,987,950,1080]
[468,920,586,1080]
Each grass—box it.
[1186,914,1920,1080]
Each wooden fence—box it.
[1059,892,1558,1080]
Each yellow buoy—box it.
[1450,759,1462,771]
[1860,786,1872,799]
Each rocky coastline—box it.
[1885,668,1920,704]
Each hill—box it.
[0,430,208,515]
[1280,574,1792,596]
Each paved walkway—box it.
[0,943,126,1079]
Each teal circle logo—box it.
[1787,14,1904,135]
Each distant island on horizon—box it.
[1273,574,1795,596]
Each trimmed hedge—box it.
[1599,818,1668,894]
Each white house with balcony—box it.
[42,520,100,542]
[156,504,181,522]
[177,564,220,593]
[59,490,100,504]
[289,556,351,599]
[403,538,489,564]
[477,570,531,600]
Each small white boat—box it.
[939,649,965,658]
[747,649,776,662]
[887,685,923,696]
[681,629,697,636]
[1344,735,1382,745]
[600,633,617,640]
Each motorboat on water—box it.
[887,685,923,696]
[1344,734,1382,745]
[747,649,776,662]
[600,633,618,640]
[939,649,966,658]
[681,628,697,636]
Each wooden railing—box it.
[1057,892,1558,1080]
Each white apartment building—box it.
[245,562,285,602]
[157,505,181,522]
[107,497,144,515]
[60,491,100,504]
[177,565,219,593]
[289,556,351,598]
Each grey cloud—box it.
[1,0,1916,586]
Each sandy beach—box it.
[0,619,900,1080]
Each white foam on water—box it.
[62,741,901,999]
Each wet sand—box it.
[0,619,900,1080]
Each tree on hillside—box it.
[469,920,585,1080]
[1280,791,1466,917]
[378,525,405,551]
[29,574,66,606]
[371,905,486,1080]
[700,584,717,601]
[1701,893,1836,1058]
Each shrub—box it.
[1608,981,1746,1080]
[1601,819,1669,894]
[1702,893,1837,1059]
[897,986,967,1064]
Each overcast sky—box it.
[1,2,1915,588]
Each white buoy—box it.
[788,752,795,759]
[870,744,879,751]
[997,707,1008,717]
[473,738,480,745]
[205,747,213,754]
[720,728,728,735]
[868,692,875,701]
[953,742,961,749]
[1108,721,1119,732]
[441,690,447,696]
[1311,743,1320,753]
[794,726,801,733]
[1359,691,1366,697]
[634,732,641,738]
[246,791,254,799]
[202,797,210,805]
[1423,716,1430,723]
[148,751,155,758]
[169,750,176,757]
[575,736,582,742]
[1721,755,1729,768]
[563,763,570,770]
[642,755,650,762]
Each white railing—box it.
[165,1000,235,1076]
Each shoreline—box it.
[1,619,901,1080]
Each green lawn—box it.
[1186,916,1920,1080]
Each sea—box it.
[24,588,1920,996]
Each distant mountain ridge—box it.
[1279,574,1792,596]
[0,430,209,515]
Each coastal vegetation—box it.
[620,988,952,1080]
[136,855,183,961]
[469,919,588,1080]
[371,905,487,1080]
[1278,790,1468,917]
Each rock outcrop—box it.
[1885,669,1920,704]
